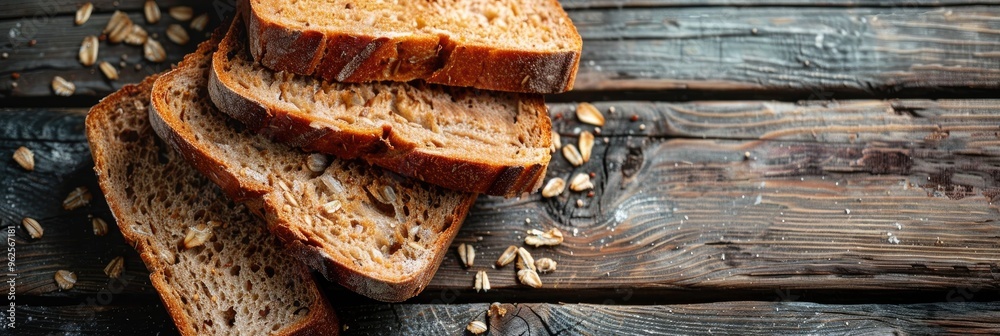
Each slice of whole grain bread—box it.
[246,0,582,93]
[150,35,477,302]
[212,16,550,197]
[87,74,339,335]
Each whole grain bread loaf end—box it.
[87,74,339,335]
[247,0,582,94]
[150,36,477,302]
[212,16,550,197]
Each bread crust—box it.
[246,0,581,94]
[88,76,340,335]
[151,33,477,302]
[213,18,552,197]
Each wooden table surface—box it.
[3,0,1000,335]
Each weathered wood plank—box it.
[560,0,1000,9]
[549,100,1000,149]
[339,302,1000,335]
[423,99,1000,295]
[15,302,177,335]
[428,135,1000,295]
[17,301,1000,335]
[0,0,218,21]
[0,10,216,99]
[571,6,1000,94]
[2,109,156,297]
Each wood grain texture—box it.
[17,301,1000,335]
[570,6,1000,94]
[16,303,177,335]
[425,100,1000,296]
[548,100,1000,149]
[2,109,155,298]
[0,10,215,99]
[560,0,1000,9]
[0,0,218,21]
[338,302,1000,335]
[5,105,1000,333]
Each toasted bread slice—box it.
[247,0,582,93]
[150,36,477,302]
[87,74,339,334]
[212,17,550,197]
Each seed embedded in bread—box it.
[320,200,341,214]
[183,223,213,249]
[307,153,328,172]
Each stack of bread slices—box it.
[86,0,581,334]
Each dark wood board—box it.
[0,9,217,101]
[338,302,1000,335]
[0,0,218,21]
[428,138,1000,296]
[17,301,1000,335]
[548,100,1000,148]
[1,109,156,299]
[15,302,179,335]
[570,6,1000,95]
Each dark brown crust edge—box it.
[213,17,552,197]
[152,34,478,302]
[88,76,339,335]
[246,0,582,94]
